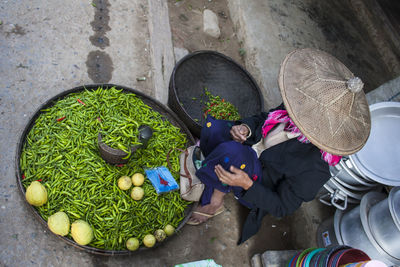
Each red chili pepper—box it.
[57,116,66,122]
[36,179,42,182]
[22,174,26,179]
[116,164,124,167]
[77,99,86,106]
[210,103,215,107]
[208,109,211,112]
[159,174,169,186]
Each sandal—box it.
[186,205,226,225]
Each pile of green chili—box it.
[20,87,189,250]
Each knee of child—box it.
[215,140,244,154]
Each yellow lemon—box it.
[26,181,47,206]
[118,176,132,190]
[164,224,175,236]
[131,173,145,186]
[126,237,140,251]
[131,187,144,201]
[143,234,156,248]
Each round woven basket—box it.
[15,84,195,255]
[169,50,264,137]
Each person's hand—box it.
[215,165,253,190]
[230,124,249,143]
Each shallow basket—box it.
[169,50,264,137]
[15,84,195,255]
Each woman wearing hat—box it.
[187,48,371,244]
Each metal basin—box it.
[368,187,400,259]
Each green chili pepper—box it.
[20,87,190,250]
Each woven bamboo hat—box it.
[278,48,371,156]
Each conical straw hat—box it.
[278,48,371,155]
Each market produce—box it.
[48,211,70,236]
[126,237,140,251]
[71,220,94,245]
[202,87,240,121]
[25,181,47,206]
[154,229,166,242]
[118,176,132,190]
[101,122,141,154]
[20,87,190,250]
[142,234,156,248]
[164,224,175,236]
[131,173,145,186]
[131,186,144,201]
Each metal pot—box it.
[330,162,368,186]
[368,187,400,259]
[333,176,373,192]
[334,207,388,265]
[318,183,359,210]
[345,156,373,181]
[339,160,377,187]
[328,178,365,200]
[330,165,373,191]
[360,191,400,265]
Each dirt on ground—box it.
[167,0,245,65]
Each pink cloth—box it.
[261,110,342,166]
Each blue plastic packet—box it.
[144,166,179,194]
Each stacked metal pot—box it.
[333,187,400,266]
[318,102,400,210]
[318,158,381,210]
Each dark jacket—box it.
[237,106,330,244]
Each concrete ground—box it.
[0,0,398,266]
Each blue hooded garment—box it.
[196,115,263,209]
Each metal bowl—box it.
[98,125,153,165]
